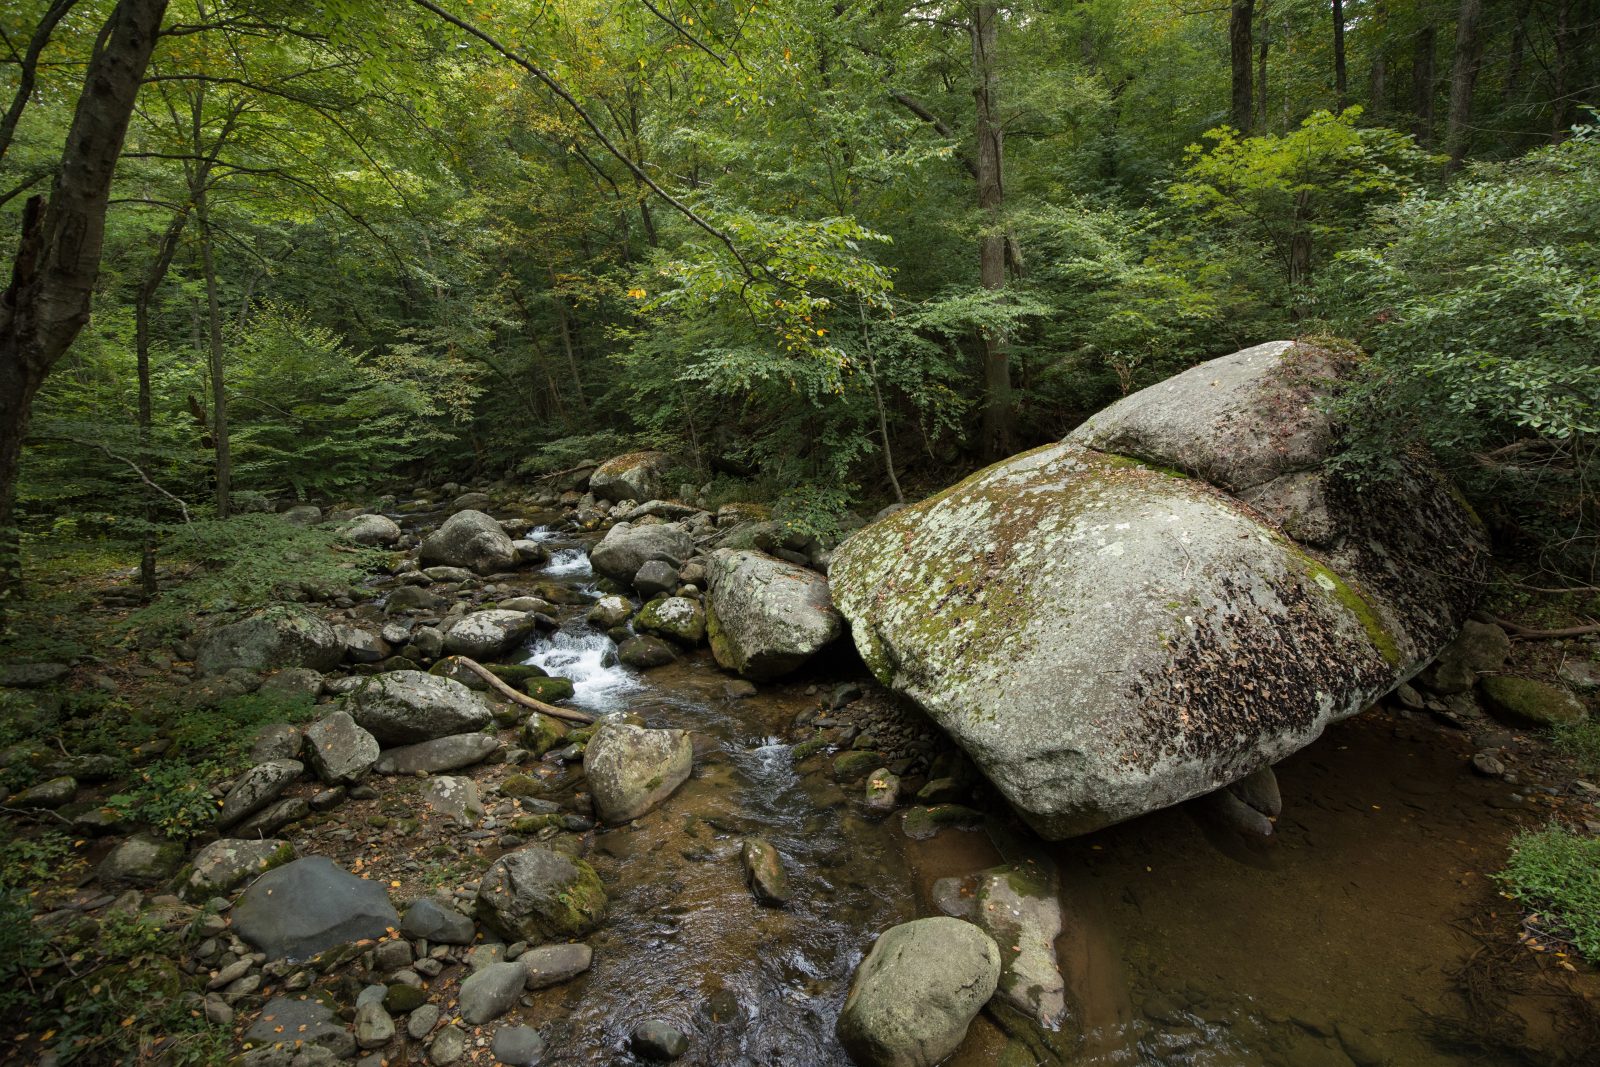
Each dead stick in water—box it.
[448,656,596,725]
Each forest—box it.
[0,0,1598,1065]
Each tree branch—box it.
[890,90,978,178]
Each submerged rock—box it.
[831,341,1488,839]
[971,864,1066,1029]
[704,549,842,680]
[741,838,790,906]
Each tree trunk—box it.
[971,3,1012,461]
[1288,190,1313,319]
[1256,2,1271,130]
[0,0,169,604]
[1230,0,1255,131]
[135,206,191,596]
[1412,25,1437,145]
[198,194,231,519]
[1445,0,1484,169]
[1551,0,1573,141]
[1332,0,1348,111]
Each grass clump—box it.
[1552,717,1600,777]
[1498,824,1600,961]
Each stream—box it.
[416,517,1559,1065]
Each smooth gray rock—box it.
[408,1002,441,1039]
[354,1001,394,1049]
[195,606,343,675]
[583,721,693,824]
[474,846,606,942]
[343,514,402,547]
[281,504,322,526]
[741,838,789,906]
[617,635,677,669]
[442,610,539,659]
[458,962,525,1025]
[971,864,1065,1029]
[631,1020,688,1061]
[373,732,501,775]
[431,1024,467,1065]
[419,510,517,575]
[831,341,1488,839]
[98,833,184,888]
[181,838,295,901]
[401,897,476,945]
[217,759,304,829]
[235,795,311,837]
[633,559,679,598]
[233,856,400,960]
[836,917,1001,1067]
[347,671,491,745]
[338,626,391,664]
[421,775,483,825]
[245,997,354,1058]
[590,522,693,584]
[589,450,671,503]
[491,1025,544,1065]
[519,942,592,989]
[705,549,841,679]
[303,712,379,784]
[587,595,634,629]
[9,774,75,808]
[259,668,325,703]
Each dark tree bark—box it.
[1333,0,1348,111]
[1230,0,1255,131]
[1445,0,1485,169]
[197,191,231,519]
[971,3,1012,461]
[0,0,169,603]
[1551,0,1574,140]
[1256,2,1271,129]
[1412,24,1437,145]
[135,206,191,596]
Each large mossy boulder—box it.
[589,450,671,503]
[474,846,606,942]
[583,721,693,823]
[441,609,540,659]
[1480,674,1587,727]
[347,670,492,745]
[195,605,343,675]
[830,341,1489,839]
[418,509,517,575]
[704,549,842,680]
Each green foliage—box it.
[106,760,226,842]
[166,689,316,767]
[1552,717,1600,778]
[1498,824,1600,961]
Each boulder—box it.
[418,510,517,575]
[8,775,75,808]
[590,450,671,503]
[195,606,343,675]
[458,962,524,1025]
[373,732,501,775]
[258,668,324,703]
[587,595,634,629]
[98,833,185,888]
[302,712,379,785]
[1420,619,1512,695]
[337,625,390,664]
[343,514,402,547]
[347,671,492,745]
[590,522,693,584]
[635,596,707,645]
[217,759,304,829]
[385,586,445,614]
[971,864,1065,1029]
[474,846,606,942]
[705,549,842,679]
[836,917,1001,1067]
[633,559,680,597]
[245,998,352,1059]
[181,838,296,900]
[583,722,694,823]
[421,775,483,825]
[233,856,400,960]
[280,504,322,526]
[1480,675,1587,727]
[441,610,539,659]
[400,897,475,944]
[618,635,678,669]
[519,942,592,989]
[830,341,1488,839]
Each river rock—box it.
[338,625,390,664]
[217,759,304,829]
[259,668,324,703]
[401,896,476,944]
[458,961,524,1025]
[196,605,343,675]
[442,610,540,659]
[1480,675,1587,727]
[475,846,606,942]
[631,1020,689,1061]
[343,513,402,547]
[355,1001,395,1049]
[618,635,678,668]
[303,712,379,784]
[588,595,634,628]
[431,1024,467,1065]
[590,450,671,503]
[348,671,491,744]
[971,863,1065,1029]
[492,1025,544,1064]
[583,721,693,823]
[181,838,296,900]
[374,732,501,775]
[590,522,693,584]
[635,596,706,645]
[245,997,353,1059]
[1420,619,1511,694]
[98,832,185,888]
[520,942,593,989]
[422,775,483,824]
[419,510,517,575]
[830,341,1488,839]
[836,917,1001,1067]
[704,549,842,679]
[8,774,75,808]
[233,856,400,960]
[633,559,679,598]
[741,838,790,905]
[386,586,445,614]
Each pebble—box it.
[408,1002,441,1039]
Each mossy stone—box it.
[523,676,575,702]
[1480,675,1587,727]
[833,750,882,783]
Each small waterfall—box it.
[543,547,593,579]
[523,524,560,543]
[524,629,639,712]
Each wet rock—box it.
[475,846,606,942]
[195,605,344,675]
[233,856,400,960]
[830,341,1488,839]
[631,1019,689,1061]
[837,917,1001,1067]
[741,838,790,906]
[348,671,492,744]
[618,635,678,669]
[355,1001,395,1049]
[901,805,984,841]
[181,838,295,901]
[1335,1021,1389,1067]
[584,721,694,824]
[8,774,76,809]
[635,596,707,645]
[422,776,484,825]
[303,712,379,784]
[587,595,634,629]
[833,750,883,784]
[705,549,842,680]
[419,510,518,575]
[591,522,693,584]
[1472,751,1507,777]
[339,625,391,664]
[520,714,568,758]
[972,863,1066,1029]
[524,676,574,702]
[1480,675,1587,727]
[1420,620,1511,695]
[520,942,592,989]
[401,897,476,944]
[251,722,307,762]
[98,833,184,888]
[930,877,975,920]
[442,610,540,659]
[459,961,525,1025]
[492,1025,545,1065]
[863,768,901,813]
[217,759,304,829]
[373,732,501,775]
[633,560,680,599]
[590,450,671,503]
[386,586,445,614]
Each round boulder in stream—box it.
[474,846,606,942]
[583,721,693,824]
[836,916,1001,1067]
[590,521,693,584]
[830,341,1489,839]
[418,509,517,574]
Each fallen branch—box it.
[1486,615,1600,639]
[447,656,596,725]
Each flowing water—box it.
[459,530,1583,1065]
